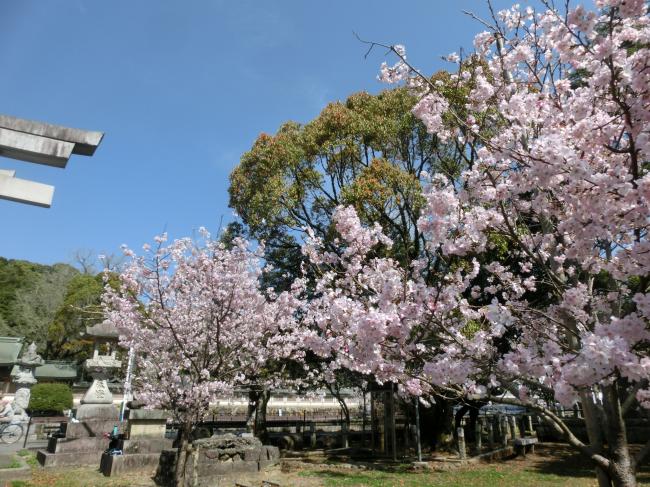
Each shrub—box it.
[27,383,73,415]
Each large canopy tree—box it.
[229,85,478,447]
[304,1,650,485]
[229,86,469,277]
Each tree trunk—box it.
[330,387,350,448]
[255,389,271,442]
[602,384,637,487]
[581,390,612,487]
[174,421,193,487]
[467,407,479,443]
[191,444,199,487]
[454,405,470,442]
[246,388,260,434]
[421,396,454,451]
[338,397,350,429]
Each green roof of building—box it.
[10,361,78,380]
[0,337,24,366]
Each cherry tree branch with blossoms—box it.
[328,1,649,485]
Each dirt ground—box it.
[12,443,650,487]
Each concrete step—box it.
[37,449,102,468]
[100,452,161,476]
[47,436,108,453]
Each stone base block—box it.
[126,409,171,421]
[242,448,262,462]
[65,420,124,438]
[47,436,108,454]
[261,445,280,461]
[154,438,280,487]
[232,459,260,474]
[100,452,162,476]
[259,459,279,470]
[119,438,173,454]
[37,449,103,468]
[76,404,119,421]
[0,464,31,484]
[128,422,167,439]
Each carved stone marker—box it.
[37,322,121,468]
[76,323,121,421]
[10,342,44,419]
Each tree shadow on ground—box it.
[525,443,650,482]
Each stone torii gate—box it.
[0,115,103,207]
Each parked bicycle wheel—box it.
[1,424,23,444]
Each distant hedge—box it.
[28,383,73,414]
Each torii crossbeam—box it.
[0,115,103,207]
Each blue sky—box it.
[0,0,515,266]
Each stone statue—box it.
[11,366,37,386]
[20,342,44,366]
[10,342,45,419]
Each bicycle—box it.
[0,421,23,445]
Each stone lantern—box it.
[76,322,121,421]
[10,342,44,419]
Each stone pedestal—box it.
[76,352,121,421]
[37,420,126,468]
[100,409,172,477]
[126,409,171,438]
[38,322,122,468]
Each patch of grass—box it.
[11,481,29,487]
[299,465,615,487]
[12,468,154,487]
[24,454,39,467]
[15,450,38,467]
[6,458,23,469]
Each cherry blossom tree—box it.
[303,1,649,485]
[102,231,300,486]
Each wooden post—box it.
[370,391,376,453]
[474,417,482,455]
[22,416,32,449]
[362,391,367,447]
[415,398,422,462]
[527,415,534,436]
[508,416,516,440]
[390,384,397,462]
[457,427,466,459]
[487,417,494,450]
[518,416,526,438]
[310,422,316,449]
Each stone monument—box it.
[154,434,280,486]
[100,400,174,477]
[10,342,44,419]
[76,322,122,421]
[38,322,124,468]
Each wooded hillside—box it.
[0,258,79,349]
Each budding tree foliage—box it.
[102,230,301,426]
[304,1,649,483]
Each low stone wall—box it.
[155,435,280,487]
